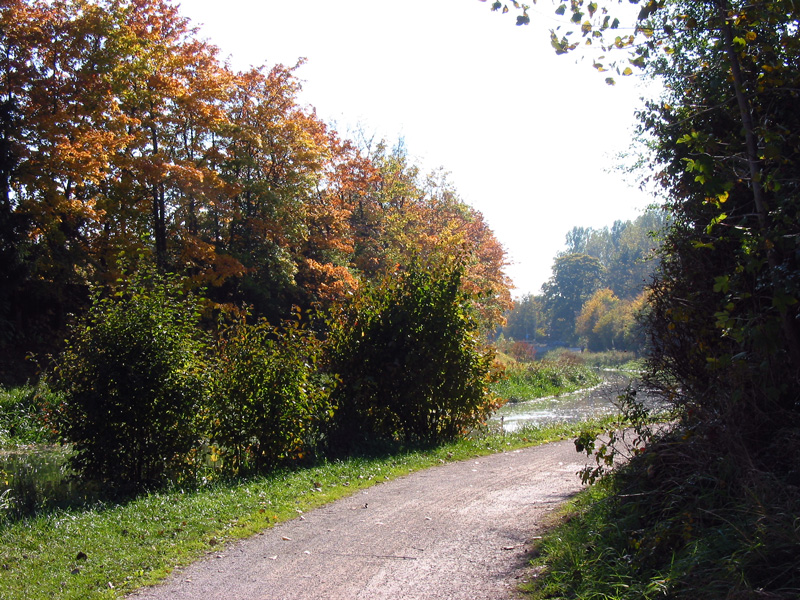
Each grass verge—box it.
[520,428,800,599]
[492,361,601,403]
[0,419,606,600]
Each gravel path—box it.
[129,439,589,600]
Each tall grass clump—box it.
[492,360,600,402]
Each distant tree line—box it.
[501,209,666,351]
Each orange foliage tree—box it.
[0,0,511,381]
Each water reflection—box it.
[492,370,636,432]
[0,446,80,519]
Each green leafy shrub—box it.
[208,313,334,474]
[51,270,205,490]
[325,261,500,450]
[529,428,800,600]
[0,384,60,447]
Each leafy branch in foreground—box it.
[574,384,664,484]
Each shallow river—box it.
[492,370,639,432]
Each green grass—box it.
[492,361,601,403]
[0,420,604,600]
[521,477,652,599]
[572,350,641,370]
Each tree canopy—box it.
[488,0,800,395]
[0,0,511,382]
[564,210,666,299]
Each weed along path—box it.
[129,440,590,600]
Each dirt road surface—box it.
[129,439,590,600]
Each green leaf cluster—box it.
[51,269,205,490]
[207,313,335,475]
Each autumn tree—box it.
[0,0,513,382]
[575,287,645,351]
[0,0,234,378]
[103,0,234,276]
[213,63,323,319]
[298,133,371,305]
[354,140,511,331]
[502,293,545,341]
[0,1,363,362]
[0,0,127,378]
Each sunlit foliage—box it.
[0,0,511,382]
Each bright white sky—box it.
[178,0,654,296]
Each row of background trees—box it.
[501,209,666,352]
[3,0,663,488]
[0,0,517,487]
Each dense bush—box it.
[493,336,537,362]
[42,261,505,488]
[51,271,205,490]
[208,313,335,474]
[529,426,800,600]
[325,261,500,450]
